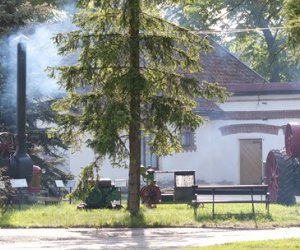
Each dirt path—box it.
[0,227,300,249]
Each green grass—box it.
[182,238,300,250]
[1,202,300,228]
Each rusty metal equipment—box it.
[0,41,41,197]
[264,123,300,205]
[139,169,195,207]
[140,184,161,208]
[140,167,161,207]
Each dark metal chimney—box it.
[17,42,27,154]
[9,41,33,181]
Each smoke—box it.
[1,4,77,106]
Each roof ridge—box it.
[206,37,268,84]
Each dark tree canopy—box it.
[167,0,300,82]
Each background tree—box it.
[167,0,300,82]
[283,0,300,58]
[50,0,228,215]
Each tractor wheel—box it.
[140,184,161,208]
[265,150,296,205]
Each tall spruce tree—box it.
[50,0,228,215]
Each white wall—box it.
[69,145,128,181]
[68,93,300,185]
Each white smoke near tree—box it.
[2,4,77,106]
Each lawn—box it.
[182,238,300,250]
[1,202,300,228]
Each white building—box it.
[68,38,300,186]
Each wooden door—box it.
[240,139,262,184]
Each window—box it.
[180,132,192,146]
[180,130,196,151]
[141,136,159,169]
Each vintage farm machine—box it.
[82,178,121,209]
[139,168,195,207]
[264,123,300,205]
[0,41,41,206]
[140,167,161,207]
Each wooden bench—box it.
[190,184,270,217]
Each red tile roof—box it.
[195,38,300,117]
[195,38,268,84]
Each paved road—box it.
[0,227,300,249]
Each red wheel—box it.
[285,123,300,157]
[0,132,16,158]
[140,185,161,207]
[265,151,279,202]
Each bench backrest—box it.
[193,185,269,196]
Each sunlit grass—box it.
[1,202,300,228]
[182,238,300,250]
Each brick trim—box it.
[209,110,300,120]
[219,124,282,136]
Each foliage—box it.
[0,167,14,214]
[0,0,59,36]
[71,162,97,202]
[49,0,228,215]
[167,0,300,82]
[27,99,74,191]
[283,0,300,58]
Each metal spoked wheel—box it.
[265,150,279,202]
[140,184,161,208]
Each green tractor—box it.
[84,179,120,209]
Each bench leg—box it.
[194,206,197,216]
[251,193,255,214]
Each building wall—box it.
[157,93,300,184]
[69,146,129,181]
[68,93,300,185]
[158,120,287,184]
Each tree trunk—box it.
[251,1,281,82]
[127,0,141,216]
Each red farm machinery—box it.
[265,123,300,205]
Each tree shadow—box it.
[194,210,273,227]
[124,211,146,228]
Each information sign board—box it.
[10,179,28,188]
[55,180,65,188]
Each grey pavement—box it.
[0,227,300,249]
